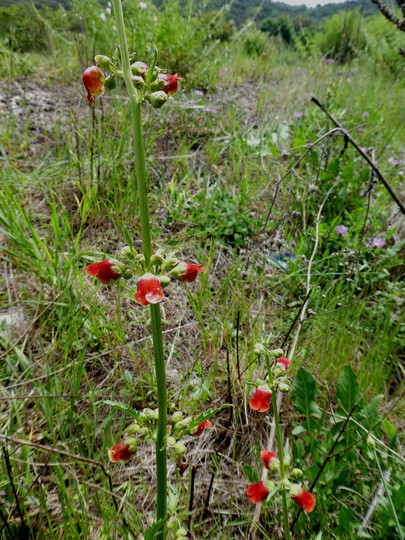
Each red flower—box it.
[159,73,179,95]
[134,273,164,305]
[108,438,136,463]
[192,419,212,437]
[277,356,290,372]
[249,387,272,412]
[246,481,270,503]
[176,262,205,282]
[86,259,122,284]
[260,450,277,470]
[82,66,105,104]
[292,489,316,513]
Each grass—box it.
[0,4,404,538]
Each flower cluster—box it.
[85,245,205,307]
[249,348,292,413]
[82,52,180,108]
[108,409,212,476]
[245,346,316,515]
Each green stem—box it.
[374,449,403,540]
[266,356,291,540]
[113,0,167,536]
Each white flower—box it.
[106,7,111,14]
[139,2,147,9]
[100,12,106,22]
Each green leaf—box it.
[243,464,259,483]
[292,367,321,419]
[104,400,140,422]
[336,366,360,412]
[382,419,397,447]
[144,518,166,540]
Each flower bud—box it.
[269,348,284,358]
[95,55,113,70]
[105,74,117,90]
[126,423,141,435]
[135,254,146,264]
[150,250,165,265]
[159,276,171,288]
[175,528,187,539]
[172,411,183,424]
[290,468,303,479]
[282,478,292,490]
[367,434,375,449]
[131,75,145,87]
[121,246,135,259]
[136,427,149,440]
[122,269,133,279]
[174,442,187,457]
[254,343,265,355]
[167,437,176,448]
[167,516,177,530]
[283,455,291,467]
[148,91,168,109]
[278,382,290,393]
[274,364,287,378]
[269,457,280,472]
[289,483,302,498]
[130,61,149,78]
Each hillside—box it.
[207,0,378,26]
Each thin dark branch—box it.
[371,0,405,29]
[3,447,31,538]
[291,394,363,530]
[311,96,405,215]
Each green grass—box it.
[0,2,404,538]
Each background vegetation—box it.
[0,0,404,538]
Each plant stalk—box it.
[113,0,167,535]
[266,356,291,540]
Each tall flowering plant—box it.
[247,346,316,538]
[81,2,205,538]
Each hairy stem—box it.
[113,0,167,535]
[266,356,291,540]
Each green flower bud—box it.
[274,364,287,378]
[283,455,291,468]
[136,427,149,440]
[159,275,171,288]
[269,348,284,358]
[254,343,265,355]
[95,55,113,70]
[120,246,135,259]
[150,77,165,92]
[278,382,290,393]
[290,468,303,479]
[148,91,168,109]
[367,434,375,449]
[126,423,140,435]
[131,75,145,87]
[289,483,302,497]
[174,443,187,457]
[125,436,138,452]
[122,269,133,279]
[264,480,276,491]
[175,529,187,539]
[269,458,280,472]
[167,437,176,448]
[172,411,183,424]
[105,74,117,90]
